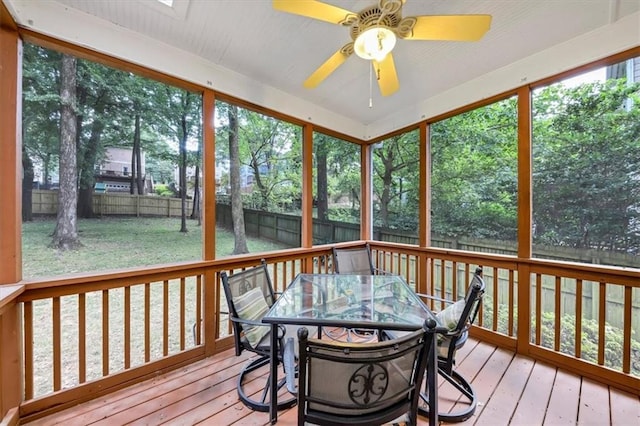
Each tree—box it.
[51,54,81,250]
[314,133,330,220]
[372,131,420,229]
[22,146,34,221]
[533,80,640,251]
[228,104,249,254]
[153,86,202,233]
[22,43,61,202]
[237,110,302,212]
[430,98,518,240]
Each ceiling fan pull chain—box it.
[369,62,373,108]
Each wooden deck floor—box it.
[25,339,639,425]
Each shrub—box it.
[484,302,640,376]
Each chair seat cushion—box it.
[234,286,270,347]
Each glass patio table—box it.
[262,273,440,424]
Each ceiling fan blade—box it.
[273,0,354,25]
[373,54,399,97]
[404,15,492,41]
[304,44,353,88]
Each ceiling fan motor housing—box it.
[346,0,405,41]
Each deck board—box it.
[609,387,640,424]
[24,339,638,426]
[473,354,535,425]
[545,369,582,424]
[509,361,557,425]
[577,378,611,425]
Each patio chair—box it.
[332,243,389,275]
[285,319,437,426]
[384,267,486,422]
[330,244,391,341]
[221,261,297,412]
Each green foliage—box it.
[536,310,640,376]
[215,101,302,213]
[533,79,640,252]
[431,98,518,241]
[372,130,420,231]
[154,183,174,197]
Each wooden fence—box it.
[32,190,192,217]
[30,192,639,334]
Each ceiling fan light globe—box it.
[354,26,396,62]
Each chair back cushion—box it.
[333,246,374,275]
[233,286,270,347]
[297,323,434,425]
[221,263,276,350]
[435,299,465,330]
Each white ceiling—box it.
[5,0,640,139]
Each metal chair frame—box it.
[288,321,437,426]
[419,267,485,422]
[332,243,389,275]
[221,261,297,412]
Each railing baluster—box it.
[78,293,86,383]
[452,261,458,304]
[53,296,61,391]
[24,301,33,400]
[575,279,583,359]
[622,286,632,374]
[508,269,514,336]
[598,281,606,366]
[195,275,202,345]
[439,260,446,307]
[163,280,169,357]
[535,274,542,345]
[124,287,130,369]
[144,282,150,363]
[554,276,561,352]
[180,277,186,351]
[102,289,109,376]
[492,267,499,331]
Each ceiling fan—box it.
[273,0,491,97]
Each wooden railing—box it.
[0,285,24,425]
[369,241,639,393]
[7,241,640,422]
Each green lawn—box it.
[22,216,289,278]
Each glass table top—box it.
[263,273,435,331]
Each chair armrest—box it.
[373,267,392,275]
[230,316,270,328]
[283,337,297,395]
[415,292,451,305]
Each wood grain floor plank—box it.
[474,354,535,426]
[510,361,557,425]
[609,387,640,425]
[21,339,639,426]
[577,378,610,425]
[545,369,582,424]
[435,339,495,416]
[460,347,513,421]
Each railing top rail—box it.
[0,284,24,312]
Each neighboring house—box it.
[95,147,151,194]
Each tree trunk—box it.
[77,117,102,218]
[134,114,144,195]
[229,105,249,254]
[179,115,188,233]
[51,54,81,250]
[77,88,106,219]
[130,127,137,194]
[22,146,34,221]
[190,164,200,219]
[316,141,329,221]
